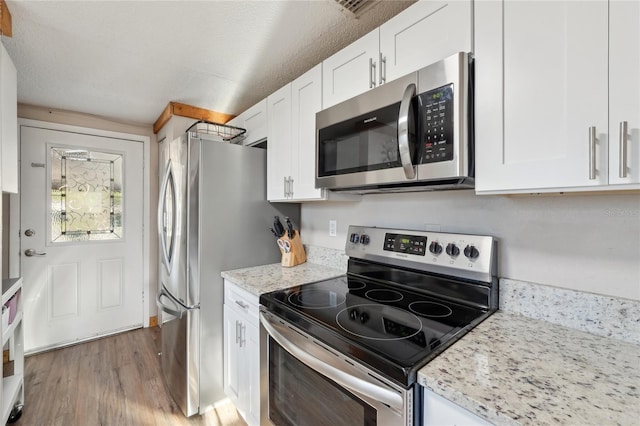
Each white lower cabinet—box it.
[423,388,492,426]
[223,280,260,426]
[1,278,24,424]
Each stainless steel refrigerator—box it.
[156,123,299,417]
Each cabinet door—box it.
[380,0,472,83]
[267,84,292,201]
[241,99,268,146]
[223,305,242,406]
[609,0,640,185]
[244,322,260,426]
[1,42,18,193]
[290,64,324,200]
[423,388,492,426]
[475,1,608,193]
[322,29,379,108]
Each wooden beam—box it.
[153,103,173,134]
[0,0,12,37]
[153,101,235,134]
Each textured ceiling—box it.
[2,0,414,126]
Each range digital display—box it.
[383,233,427,256]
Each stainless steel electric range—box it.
[259,225,498,426]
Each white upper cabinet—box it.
[322,0,472,109]
[290,64,324,200]
[475,0,639,194]
[227,99,267,146]
[322,29,379,109]
[267,64,358,202]
[379,0,471,83]
[1,41,18,193]
[266,83,292,201]
[608,0,639,185]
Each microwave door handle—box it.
[398,83,416,179]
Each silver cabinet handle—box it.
[240,323,246,348]
[235,320,241,345]
[398,83,417,179]
[369,58,376,88]
[24,248,47,257]
[283,176,287,198]
[589,126,597,180]
[619,121,628,178]
[379,52,386,84]
[235,300,248,309]
[289,177,294,198]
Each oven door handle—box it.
[260,312,404,412]
[398,83,416,180]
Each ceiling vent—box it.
[332,0,377,17]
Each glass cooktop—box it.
[260,273,489,386]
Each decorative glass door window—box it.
[50,147,123,242]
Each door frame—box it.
[9,118,152,327]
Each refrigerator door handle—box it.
[157,290,185,319]
[158,160,176,273]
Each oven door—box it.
[315,71,419,190]
[260,310,415,426]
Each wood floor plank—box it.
[15,327,246,426]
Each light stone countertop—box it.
[418,311,640,426]
[222,262,639,425]
[221,262,345,296]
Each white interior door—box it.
[20,125,144,353]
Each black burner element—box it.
[288,289,346,309]
[408,301,453,318]
[365,289,403,303]
[347,279,366,290]
[336,304,423,341]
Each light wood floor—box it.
[15,327,247,426]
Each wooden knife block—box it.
[280,231,306,267]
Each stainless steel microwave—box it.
[315,52,474,193]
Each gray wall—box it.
[300,191,640,301]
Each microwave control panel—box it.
[418,84,454,164]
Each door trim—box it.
[10,118,152,327]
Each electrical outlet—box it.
[329,220,337,237]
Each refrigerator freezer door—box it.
[157,287,199,417]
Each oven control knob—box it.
[429,241,443,255]
[360,234,370,245]
[445,243,460,257]
[350,233,360,244]
[359,312,369,323]
[464,245,480,260]
[349,309,359,321]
